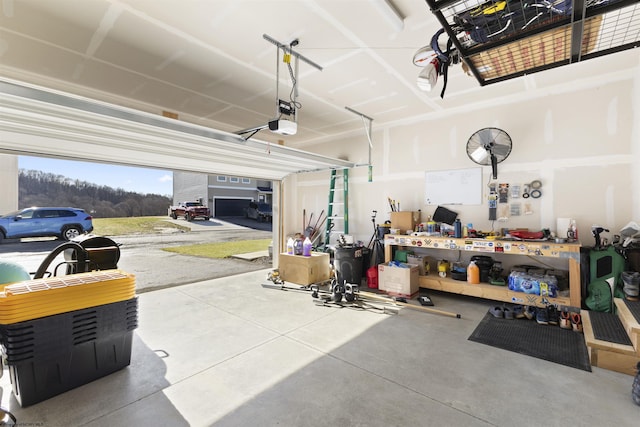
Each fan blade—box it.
[470,145,489,163]
[476,129,495,148]
[492,143,512,158]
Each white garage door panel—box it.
[0,79,354,181]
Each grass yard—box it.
[162,239,271,259]
[92,216,270,259]
[92,216,190,235]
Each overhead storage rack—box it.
[425,0,640,85]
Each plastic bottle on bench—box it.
[467,261,480,285]
[286,237,294,255]
[302,237,312,256]
[454,219,462,238]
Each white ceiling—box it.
[0,0,639,151]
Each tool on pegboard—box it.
[488,183,497,221]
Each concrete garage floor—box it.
[1,269,638,426]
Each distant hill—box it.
[18,169,172,218]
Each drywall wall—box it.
[285,61,639,249]
[0,154,18,214]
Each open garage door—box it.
[0,80,355,181]
[215,199,249,217]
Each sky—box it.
[19,156,173,197]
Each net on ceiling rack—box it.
[424,0,640,85]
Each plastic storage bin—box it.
[0,298,138,407]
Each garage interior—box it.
[1,0,640,425]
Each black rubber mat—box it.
[623,300,640,325]
[589,311,633,345]
[469,312,591,372]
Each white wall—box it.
[0,154,18,215]
[283,57,640,250]
[172,171,208,205]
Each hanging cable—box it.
[284,40,302,111]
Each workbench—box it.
[384,235,581,308]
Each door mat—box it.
[623,300,640,324]
[589,311,633,345]
[468,312,591,372]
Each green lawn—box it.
[92,216,269,259]
[162,239,271,259]
[92,216,189,235]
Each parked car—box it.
[168,201,210,221]
[0,207,94,243]
[246,202,272,222]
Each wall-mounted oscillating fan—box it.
[466,128,512,179]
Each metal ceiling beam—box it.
[570,0,587,63]
[262,34,323,71]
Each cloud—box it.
[158,174,173,183]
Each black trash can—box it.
[334,246,364,285]
[361,247,371,276]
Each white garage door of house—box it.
[0,79,354,181]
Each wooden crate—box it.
[390,211,419,234]
[278,252,330,285]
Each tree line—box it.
[18,169,172,218]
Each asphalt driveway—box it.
[215,216,272,232]
[0,217,274,292]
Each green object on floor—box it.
[394,250,410,263]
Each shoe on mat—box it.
[504,307,514,320]
[536,308,549,325]
[571,313,583,333]
[547,306,559,326]
[559,310,572,329]
[489,306,504,318]
[512,305,525,319]
[524,305,536,320]
[633,362,640,406]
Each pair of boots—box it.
[622,271,640,301]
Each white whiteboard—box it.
[425,167,482,205]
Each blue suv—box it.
[0,207,94,243]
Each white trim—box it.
[208,185,259,192]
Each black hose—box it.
[34,242,88,279]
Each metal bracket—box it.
[345,106,374,182]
